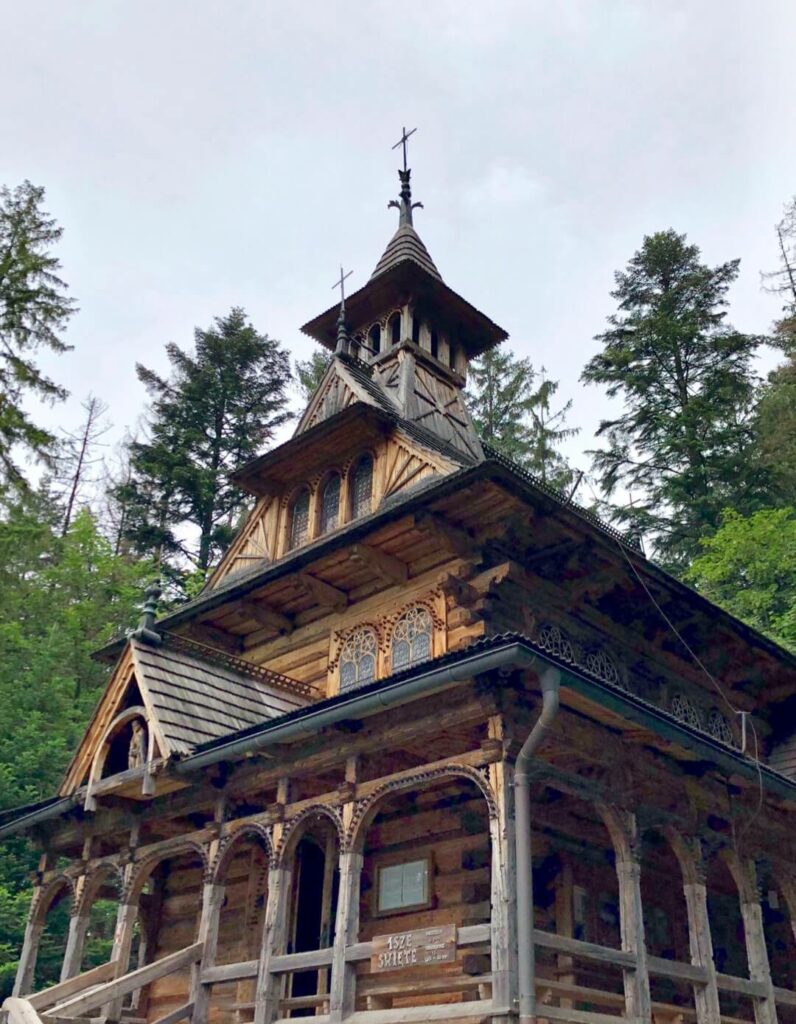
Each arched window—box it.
[391,606,433,672]
[288,487,310,550]
[350,455,373,519]
[319,474,341,534]
[369,323,381,357]
[389,313,401,346]
[340,628,377,691]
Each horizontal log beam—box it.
[646,954,709,984]
[201,959,259,984]
[349,544,408,586]
[297,573,347,610]
[715,972,769,998]
[28,958,117,1010]
[533,929,637,969]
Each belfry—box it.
[2,137,796,1024]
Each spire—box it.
[371,127,441,282]
[332,265,353,354]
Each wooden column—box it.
[254,778,292,1024]
[190,881,225,1024]
[487,716,517,1021]
[60,912,89,981]
[329,756,363,1023]
[735,860,778,1024]
[253,865,291,1024]
[673,835,721,1024]
[604,808,651,1024]
[11,915,43,997]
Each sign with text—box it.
[371,924,457,972]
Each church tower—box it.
[297,147,506,462]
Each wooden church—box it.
[2,140,796,1024]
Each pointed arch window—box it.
[391,606,433,672]
[369,324,381,357]
[288,487,311,550]
[351,455,373,519]
[340,628,378,692]
[319,474,341,534]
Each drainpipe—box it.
[514,667,561,1024]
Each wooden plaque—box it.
[371,923,457,972]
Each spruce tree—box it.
[295,349,332,401]
[0,182,77,491]
[119,308,292,584]
[582,229,769,570]
[468,348,576,487]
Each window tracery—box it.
[351,455,373,519]
[319,474,341,534]
[707,708,735,746]
[584,649,625,690]
[391,606,433,672]
[288,488,311,550]
[339,628,378,692]
[671,693,703,731]
[537,623,576,664]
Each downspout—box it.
[514,667,561,1024]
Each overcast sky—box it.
[3,0,795,481]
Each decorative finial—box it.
[388,126,424,228]
[331,265,353,354]
[132,579,163,646]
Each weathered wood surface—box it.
[27,959,116,1011]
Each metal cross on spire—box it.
[332,265,353,306]
[392,126,417,172]
[332,265,353,355]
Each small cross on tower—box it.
[392,125,417,172]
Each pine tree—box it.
[118,308,292,584]
[0,182,77,491]
[468,348,576,486]
[753,352,796,504]
[582,230,770,570]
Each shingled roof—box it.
[370,222,442,281]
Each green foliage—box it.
[468,348,576,488]
[295,349,332,402]
[762,196,796,351]
[0,182,77,492]
[0,495,153,995]
[582,229,770,571]
[686,508,796,652]
[118,307,292,585]
[753,352,796,504]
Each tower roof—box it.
[371,221,442,282]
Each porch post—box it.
[253,865,291,1024]
[735,860,778,1024]
[60,911,90,981]
[674,836,721,1024]
[329,849,363,1022]
[605,809,651,1024]
[11,896,44,998]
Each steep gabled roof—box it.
[61,634,306,794]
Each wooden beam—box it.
[241,600,293,636]
[183,623,243,655]
[414,511,477,561]
[296,573,347,611]
[348,544,408,586]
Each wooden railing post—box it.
[329,849,362,1022]
[190,882,225,1024]
[487,716,517,1021]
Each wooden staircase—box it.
[3,942,203,1024]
